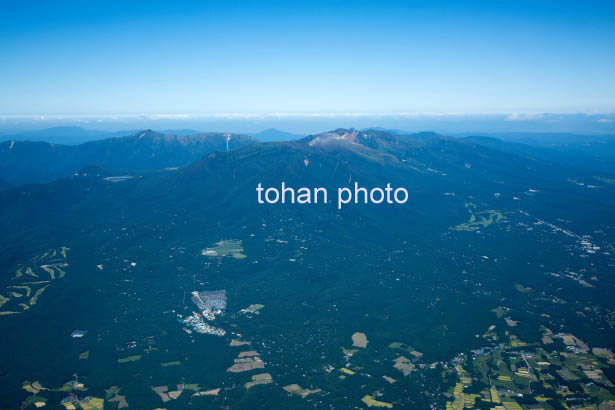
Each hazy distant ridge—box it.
[0,129,257,186]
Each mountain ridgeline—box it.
[2,126,614,190]
[0,130,258,186]
[1,128,609,248]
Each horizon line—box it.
[1,112,614,121]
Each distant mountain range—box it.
[0,126,127,145]
[0,130,257,186]
[1,128,609,254]
[462,133,615,174]
[248,128,304,141]
[0,126,212,145]
[2,126,615,190]
[0,126,306,145]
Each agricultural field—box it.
[201,239,246,259]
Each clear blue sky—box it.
[1,0,614,115]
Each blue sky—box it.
[1,0,614,116]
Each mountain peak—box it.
[129,129,160,139]
[307,129,360,147]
